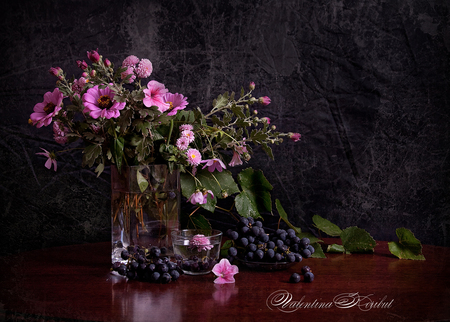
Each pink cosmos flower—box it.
[135,58,153,78]
[212,258,239,284]
[163,93,189,116]
[30,88,64,128]
[186,148,202,166]
[36,148,57,171]
[179,124,193,131]
[143,80,170,112]
[259,96,271,106]
[188,190,214,205]
[122,55,140,68]
[229,151,243,167]
[82,85,126,119]
[176,136,190,151]
[87,49,100,63]
[201,158,226,172]
[289,132,301,142]
[181,130,195,143]
[189,234,214,252]
[121,66,136,83]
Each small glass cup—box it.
[171,229,223,275]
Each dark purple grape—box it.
[121,250,130,260]
[150,271,161,282]
[289,273,301,283]
[170,270,180,281]
[300,237,310,248]
[307,245,315,254]
[160,272,172,284]
[304,272,314,282]
[301,266,312,275]
[228,247,238,257]
[301,248,312,258]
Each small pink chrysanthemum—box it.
[289,132,301,142]
[176,136,190,151]
[121,66,136,83]
[36,148,57,171]
[135,58,153,78]
[259,96,271,106]
[179,124,193,131]
[30,88,64,128]
[122,55,140,68]
[72,77,87,96]
[181,130,195,143]
[201,158,226,172]
[163,93,188,116]
[186,148,202,166]
[82,85,126,119]
[143,80,170,112]
[189,234,214,252]
[53,121,68,145]
[212,258,239,284]
[229,151,243,167]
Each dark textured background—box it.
[0,0,449,256]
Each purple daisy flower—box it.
[30,88,64,128]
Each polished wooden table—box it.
[1,239,449,322]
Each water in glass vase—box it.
[111,165,180,264]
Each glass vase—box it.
[111,165,180,264]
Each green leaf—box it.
[187,213,212,230]
[220,240,234,257]
[275,199,301,234]
[312,214,343,237]
[261,143,274,160]
[82,144,102,168]
[111,137,125,170]
[235,168,272,218]
[213,93,229,109]
[327,244,346,253]
[388,228,425,260]
[340,226,376,253]
[136,170,149,193]
[94,163,104,177]
[311,242,327,258]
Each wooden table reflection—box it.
[1,239,449,321]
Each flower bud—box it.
[104,58,111,67]
[253,110,258,115]
[49,67,63,77]
[249,82,255,90]
[259,96,271,106]
[271,125,276,130]
[288,132,301,142]
[82,72,89,78]
[90,69,96,78]
[77,60,88,70]
[221,190,228,198]
[87,49,100,63]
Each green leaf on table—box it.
[311,242,327,258]
[312,214,343,237]
[235,168,272,218]
[340,226,376,253]
[388,228,425,260]
[111,137,125,170]
[327,244,347,253]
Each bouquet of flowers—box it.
[29,48,301,228]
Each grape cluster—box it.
[226,216,315,263]
[111,245,183,284]
[174,254,218,274]
[289,266,315,283]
